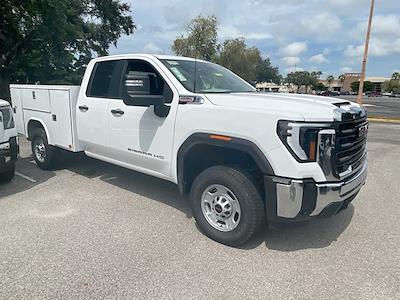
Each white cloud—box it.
[322,48,331,55]
[281,56,301,66]
[280,42,307,56]
[344,38,400,58]
[300,12,342,36]
[285,67,304,73]
[309,54,329,64]
[340,67,353,73]
[219,25,272,40]
[246,32,273,40]
[219,25,242,39]
[143,42,163,54]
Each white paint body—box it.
[11,54,356,184]
[0,100,17,145]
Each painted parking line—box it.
[15,171,37,183]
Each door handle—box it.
[79,105,89,112]
[111,109,124,116]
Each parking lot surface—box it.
[1,123,399,299]
[339,95,400,119]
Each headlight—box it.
[0,106,15,130]
[277,120,332,162]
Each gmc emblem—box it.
[358,124,368,138]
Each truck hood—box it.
[204,92,355,121]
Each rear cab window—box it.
[86,60,125,98]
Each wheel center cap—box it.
[215,204,223,213]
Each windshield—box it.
[160,59,255,94]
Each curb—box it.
[368,117,400,124]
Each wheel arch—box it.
[26,118,51,144]
[177,133,274,195]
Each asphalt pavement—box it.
[338,95,400,119]
[0,123,399,299]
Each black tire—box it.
[0,163,15,183]
[31,129,57,170]
[190,165,266,247]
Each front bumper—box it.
[264,160,367,222]
[0,136,18,170]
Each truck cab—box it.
[0,99,18,183]
[11,55,368,246]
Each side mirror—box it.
[122,73,164,107]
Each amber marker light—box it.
[209,134,232,142]
[309,140,316,161]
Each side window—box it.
[87,60,124,98]
[125,60,173,103]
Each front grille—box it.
[0,106,15,130]
[333,115,368,178]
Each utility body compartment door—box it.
[49,89,73,149]
[20,88,51,113]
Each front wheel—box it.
[190,166,266,247]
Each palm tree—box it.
[338,74,345,92]
[327,75,335,91]
[338,74,345,85]
[392,72,400,80]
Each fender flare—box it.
[177,133,275,194]
[26,118,52,144]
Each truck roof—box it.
[92,54,208,64]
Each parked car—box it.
[0,99,18,183]
[11,55,368,246]
[367,91,382,97]
[382,92,392,97]
[320,90,332,96]
[389,93,400,98]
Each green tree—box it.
[383,80,400,93]
[0,0,135,101]
[326,75,335,90]
[313,82,327,92]
[338,74,345,86]
[351,81,374,92]
[255,58,282,84]
[218,38,281,84]
[171,15,281,85]
[392,72,400,80]
[285,71,319,93]
[172,15,219,61]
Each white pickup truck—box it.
[11,54,368,246]
[0,99,18,183]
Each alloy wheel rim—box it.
[201,184,241,232]
[34,138,46,163]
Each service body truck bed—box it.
[11,85,82,152]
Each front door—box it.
[108,58,178,179]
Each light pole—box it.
[357,0,375,105]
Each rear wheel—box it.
[0,163,15,183]
[191,166,266,246]
[31,129,57,170]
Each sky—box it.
[109,0,400,79]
